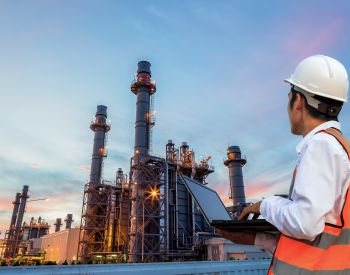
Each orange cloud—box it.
[76,164,90,172]
[0,221,10,236]
[246,184,275,198]
[0,198,14,211]
[26,191,82,213]
[245,179,288,200]
[211,182,232,206]
[31,162,41,169]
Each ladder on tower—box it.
[101,132,109,182]
[149,95,156,155]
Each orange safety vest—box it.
[268,128,350,274]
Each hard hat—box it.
[285,55,349,102]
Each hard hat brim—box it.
[284,78,347,102]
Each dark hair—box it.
[289,89,343,121]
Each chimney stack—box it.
[89,105,110,185]
[54,218,62,232]
[224,146,247,216]
[65,214,73,229]
[131,61,156,158]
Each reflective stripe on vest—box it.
[268,127,350,274]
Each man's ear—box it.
[295,93,304,111]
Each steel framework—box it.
[77,182,130,263]
[128,156,168,262]
[166,141,214,260]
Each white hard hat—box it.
[285,55,349,102]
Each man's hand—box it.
[238,201,262,220]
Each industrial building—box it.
[30,227,80,264]
[2,188,75,262]
[0,60,267,265]
[206,238,268,261]
[3,185,33,258]
[77,61,265,263]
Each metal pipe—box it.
[165,161,169,254]
[175,172,179,249]
[108,190,116,252]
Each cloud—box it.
[26,191,82,214]
[0,197,13,211]
[0,156,85,234]
[283,16,345,61]
[304,17,344,55]
[31,162,41,169]
[0,221,10,237]
[76,164,90,172]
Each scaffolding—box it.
[128,156,167,262]
[77,181,130,263]
[77,105,132,263]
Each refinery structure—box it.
[77,61,251,263]
[2,184,74,260]
[1,61,261,264]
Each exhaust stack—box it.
[65,214,73,229]
[54,218,62,232]
[224,146,247,216]
[131,61,156,158]
[89,105,110,185]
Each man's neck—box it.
[302,119,328,137]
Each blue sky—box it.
[1,0,350,235]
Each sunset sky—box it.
[1,0,350,235]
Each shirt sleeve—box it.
[260,136,344,241]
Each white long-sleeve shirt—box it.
[260,120,350,241]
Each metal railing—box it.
[0,260,270,274]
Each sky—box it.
[1,0,350,236]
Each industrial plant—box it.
[0,61,268,265]
[1,184,75,262]
[76,61,263,263]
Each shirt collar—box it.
[296,120,342,154]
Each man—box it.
[219,55,350,274]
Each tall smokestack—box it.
[65,214,73,229]
[89,105,110,185]
[78,105,111,263]
[9,193,21,233]
[54,218,62,232]
[131,61,156,158]
[224,146,247,215]
[11,185,29,257]
[4,193,21,257]
[129,61,158,262]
